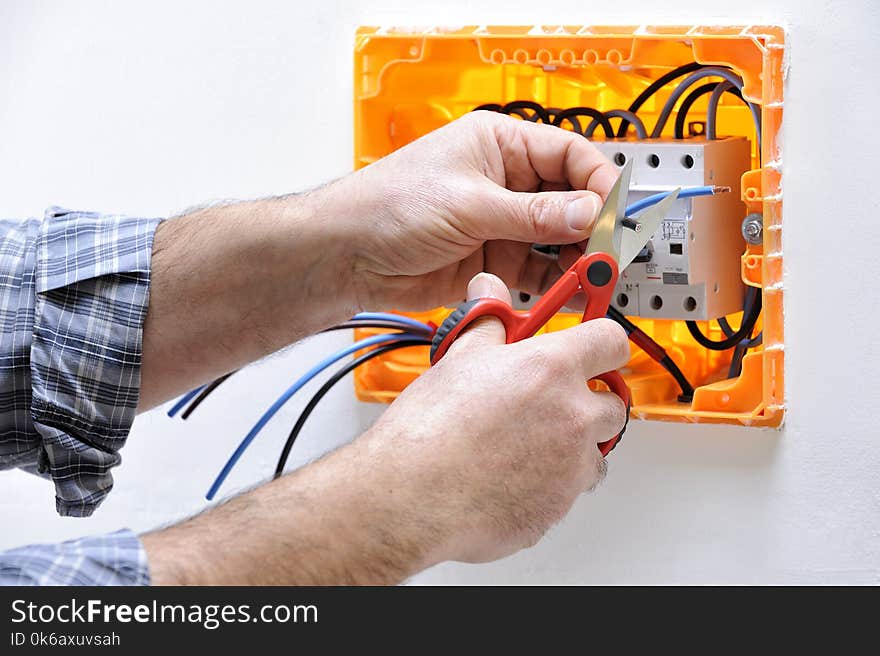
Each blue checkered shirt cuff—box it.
[0,529,149,585]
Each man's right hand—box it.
[358,272,629,566]
[144,272,629,584]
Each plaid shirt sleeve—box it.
[0,207,161,517]
[0,207,163,586]
[0,529,149,585]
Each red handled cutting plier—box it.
[428,160,680,456]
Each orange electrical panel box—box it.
[351,25,785,428]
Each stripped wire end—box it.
[712,185,732,194]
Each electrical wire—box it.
[673,80,761,168]
[718,294,763,378]
[650,67,759,138]
[552,107,614,138]
[273,338,431,479]
[607,306,694,402]
[706,80,736,140]
[651,67,745,137]
[706,81,762,152]
[175,320,434,420]
[206,332,425,500]
[472,101,640,140]
[625,186,725,216]
[719,287,762,376]
[617,62,707,137]
[673,82,731,139]
[546,107,581,134]
[686,286,762,351]
[167,386,205,418]
[324,320,434,336]
[181,373,234,420]
[351,312,433,333]
[727,330,753,379]
[504,106,534,120]
[585,110,648,139]
[502,101,550,123]
[718,316,763,348]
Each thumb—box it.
[476,186,602,243]
[446,272,512,354]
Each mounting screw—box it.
[741,213,763,245]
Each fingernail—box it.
[467,272,495,300]
[565,195,599,233]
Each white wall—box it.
[1,0,878,584]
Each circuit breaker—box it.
[598,138,751,321]
[350,24,786,428]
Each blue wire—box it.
[205,332,420,500]
[167,386,205,418]
[625,186,717,216]
[169,317,429,420]
[351,312,432,333]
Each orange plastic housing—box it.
[352,25,785,427]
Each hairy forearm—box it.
[139,187,359,409]
[141,431,444,585]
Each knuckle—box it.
[590,318,630,365]
[458,110,484,129]
[462,108,503,130]
[525,194,551,234]
[515,339,554,372]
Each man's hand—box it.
[359,273,630,565]
[143,273,629,584]
[139,113,616,409]
[339,111,619,310]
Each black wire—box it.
[661,355,695,403]
[686,287,762,350]
[673,82,743,139]
[674,83,716,139]
[322,321,433,337]
[274,338,431,479]
[546,107,581,133]
[180,322,430,420]
[607,306,694,402]
[552,107,614,138]
[181,372,235,420]
[502,101,551,124]
[717,290,764,349]
[727,328,753,379]
[718,316,763,348]
[618,62,707,137]
[505,106,534,120]
[473,101,551,124]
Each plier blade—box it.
[585,158,634,264]
[617,188,680,271]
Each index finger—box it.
[488,114,620,199]
[526,317,630,380]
